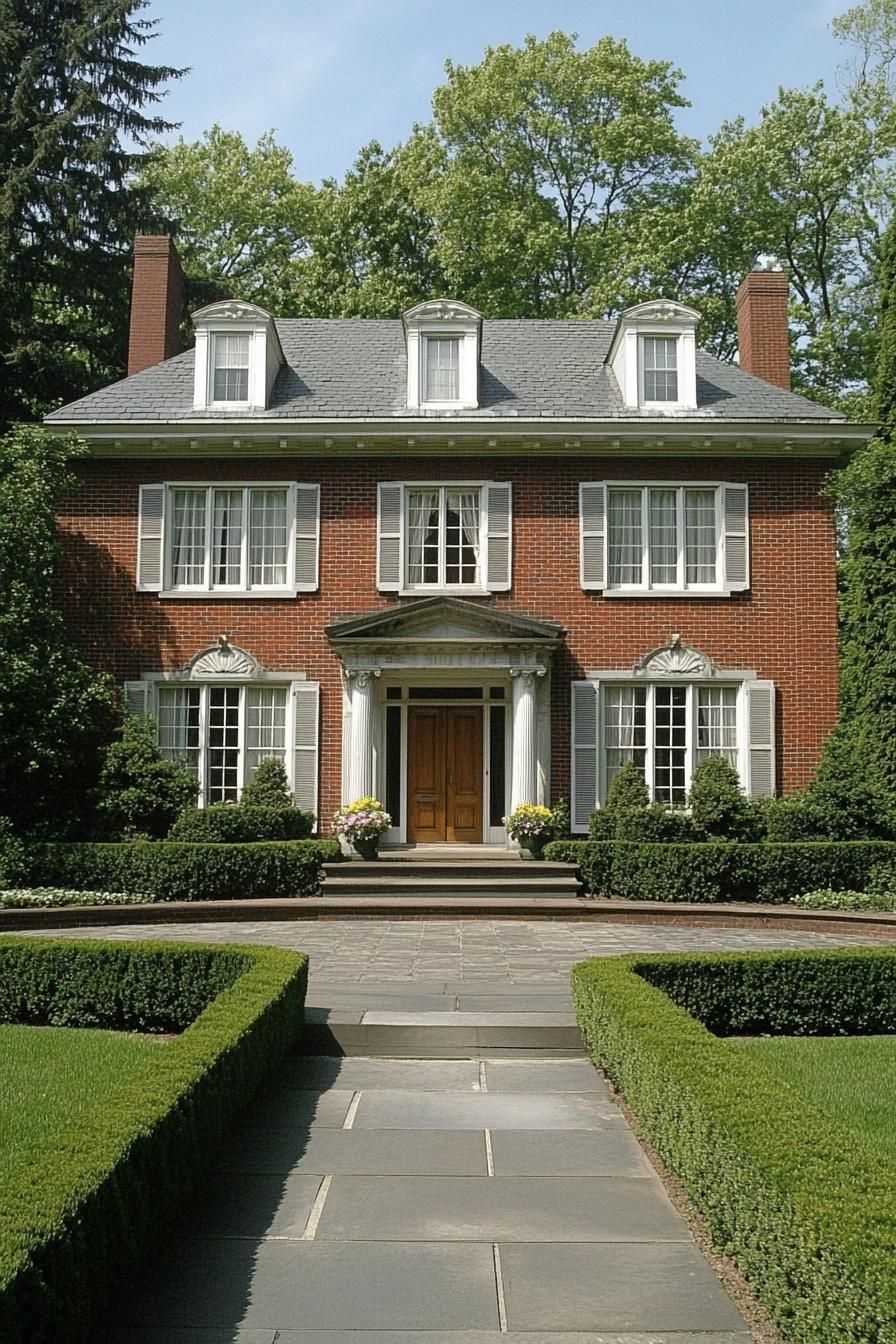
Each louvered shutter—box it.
[377,484,403,591]
[580,483,607,589]
[294,484,320,591]
[123,681,150,717]
[485,483,512,591]
[745,680,776,797]
[137,485,165,591]
[291,681,320,826]
[723,485,750,592]
[571,680,600,832]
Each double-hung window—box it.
[377,481,512,593]
[423,336,460,404]
[211,332,251,404]
[641,336,678,404]
[136,482,320,595]
[579,482,749,594]
[157,683,288,804]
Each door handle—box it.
[417,793,437,802]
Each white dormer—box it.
[403,299,482,411]
[192,300,284,412]
[607,300,700,412]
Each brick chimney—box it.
[127,235,184,377]
[736,261,790,390]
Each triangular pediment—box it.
[326,597,563,647]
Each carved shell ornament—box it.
[185,635,261,678]
[635,634,717,677]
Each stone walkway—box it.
[70,919,887,1341]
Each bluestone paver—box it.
[222,1128,489,1177]
[489,1128,653,1178]
[352,1088,623,1130]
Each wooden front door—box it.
[407,705,483,843]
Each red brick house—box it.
[46,236,869,843]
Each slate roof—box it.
[46,318,846,425]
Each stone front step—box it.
[302,1008,584,1058]
[323,860,581,900]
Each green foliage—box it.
[612,804,702,843]
[543,838,896,902]
[97,715,198,839]
[168,803,315,843]
[0,937,308,1344]
[0,0,183,426]
[687,755,759,840]
[572,949,896,1342]
[588,761,650,838]
[0,427,118,834]
[239,757,296,809]
[21,839,336,901]
[792,887,896,910]
[139,125,314,314]
[0,819,25,889]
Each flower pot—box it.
[520,835,548,860]
[352,836,380,861]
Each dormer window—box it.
[191,300,283,412]
[212,332,250,403]
[403,299,482,410]
[608,300,699,412]
[642,336,678,404]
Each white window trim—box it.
[401,481,489,595]
[160,480,298,598]
[208,331,252,409]
[639,333,684,410]
[598,680,745,806]
[603,481,726,596]
[403,301,481,410]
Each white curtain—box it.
[425,337,459,400]
[212,489,243,585]
[685,489,717,584]
[445,488,480,584]
[156,686,201,779]
[407,489,440,584]
[246,686,288,778]
[249,488,288,587]
[648,488,677,585]
[604,686,647,787]
[171,489,207,587]
[697,686,737,765]
[608,490,643,586]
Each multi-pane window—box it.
[423,336,460,402]
[157,683,288,805]
[607,485,720,591]
[168,485,291,592]
[602,683,740,806]
[406,486,481,588]
[212,333,250,402]
[642,336,678,402]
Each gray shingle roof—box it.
[46,318,845,424]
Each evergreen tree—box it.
[835,209,896,806]
[0,0,183,428]
[97,714,197,838]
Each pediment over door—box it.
[326,597,563,672]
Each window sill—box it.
[595,588,736,599]
[159,589,305,600]
[398,587,492,598]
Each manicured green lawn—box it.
[0,1024,160,1169]
[736,1034,896,1164]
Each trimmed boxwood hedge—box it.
[572,948,896,1344]
[168,803,315,843]
[545,838,896,903]
[21,838,341,901]
[0,936,308,1344]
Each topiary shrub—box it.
[805,724,896,840]
[169,803,314,843]
[97,716,198,839]
[239,757,295,809]
[763,793,827,841]
[688,755,763,841]
[588,761,650,839]
[613,804,702,843]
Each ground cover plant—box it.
[572,947,896,1344]
[736,1035,896,1166]
[0,936,309,1344]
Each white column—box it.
[347,670,378,800]
[510,669,540,810]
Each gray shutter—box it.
[571,680,599,832]
[123,681,150,717]
[294,484,320,591]
[292,680,320,826]
[137,485,165,592]
[723,484,749,591]
[485,483,512,591]
[580,483,607,589]
[746,680,776,797]
[377,483,403,591]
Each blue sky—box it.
[141,0,849,184]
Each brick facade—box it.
[57,451,840,828]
